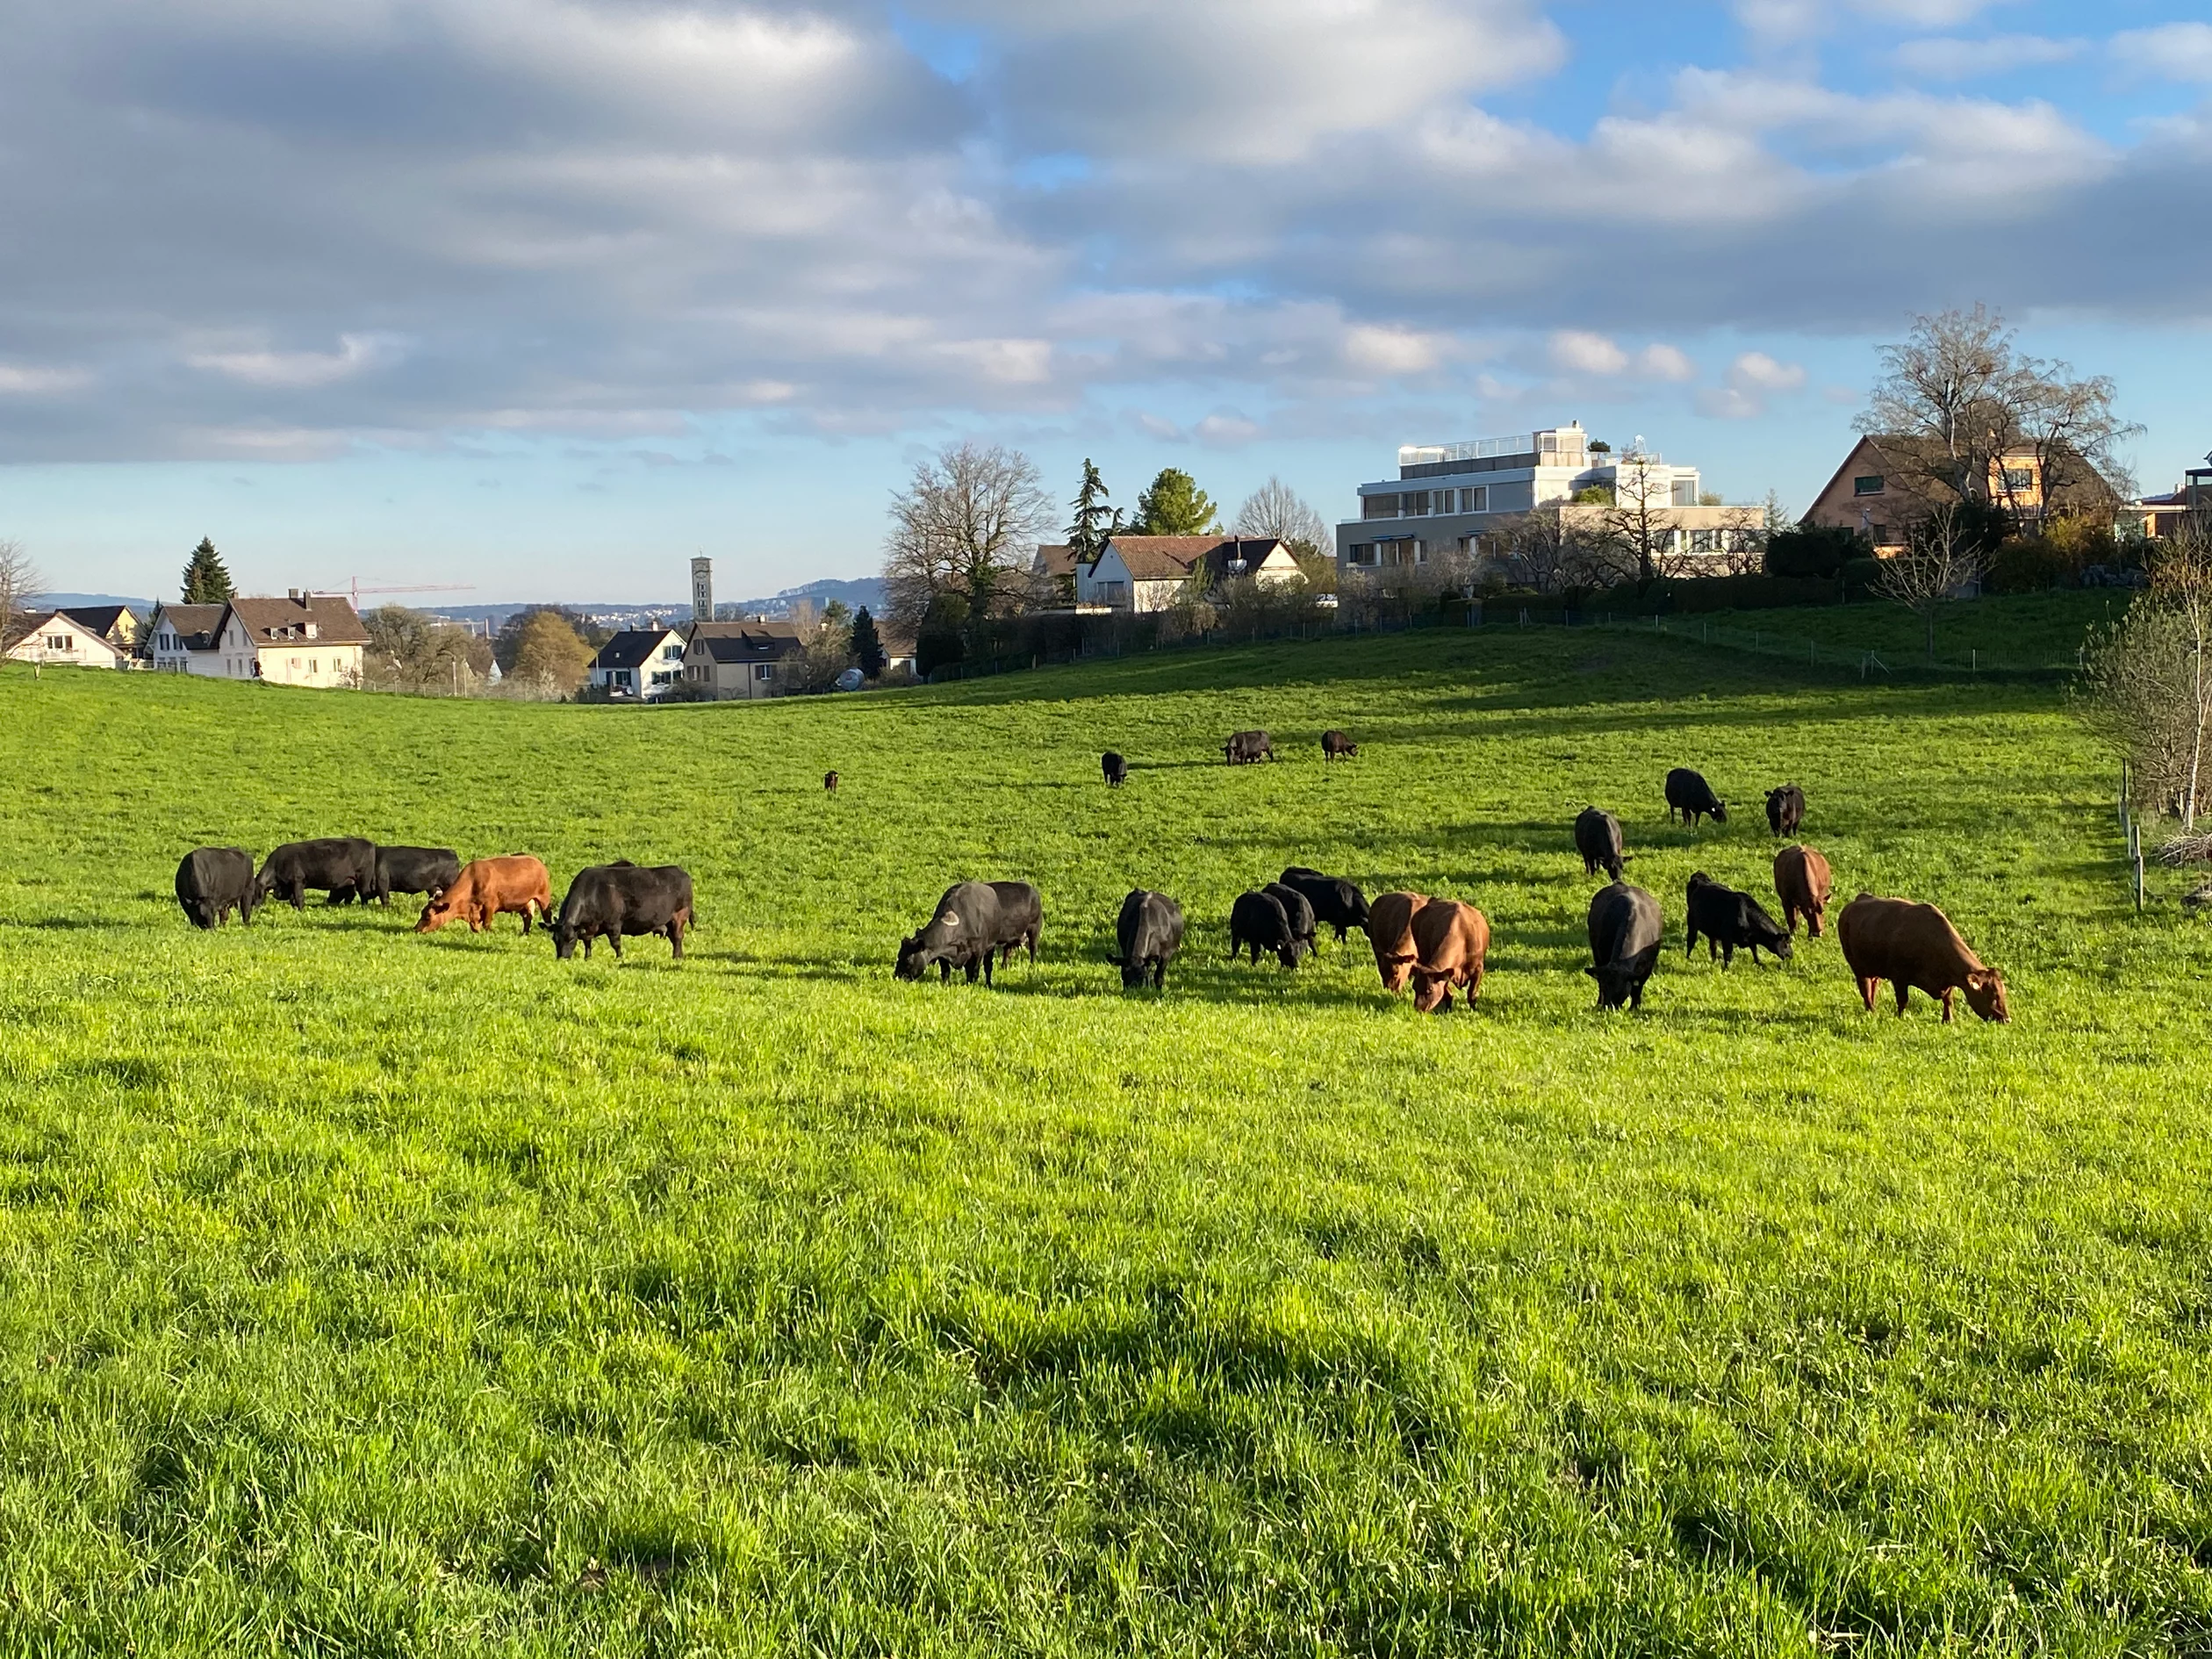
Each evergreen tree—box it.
[180,537,235,604]
[1066,458,1121,561]
[851,607,887,679]
[1134,468,1217,535]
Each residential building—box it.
[1805,434,2129,552]
[1074,535,1302,613]
[5,607,138,669]
[144,602,228,672]
[142,592,368,685]
[1031,543,1083,607]
[2129,456,2212,541]
[589,628,687,700]
[681,619,808,700]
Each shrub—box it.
[1765,524,1869,580]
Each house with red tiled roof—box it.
[1074,535,1302,613]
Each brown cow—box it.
[1836,893,2009,1023]
[1408,900,1490,1013]
[1773,844,1833,937]
[1365,891,1429,994]
[824,771,839,794]
[415,855,552,935]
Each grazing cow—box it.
[1110,889,1185,989]
[1223,729,1275,765]
[897,880,1003,985]
[1684,871,1793,968]
[1773,844,1834,937]
[1262,881,1318,953]
[1574,807,1625,880]
[1321,730,1359,762]
[1408,901,1490,1013]
[255,837,378,910]
[175,847,256,930]
[1102,751,1129,787]
[1279,866,1370,942]
[1766,784,1806,837]
[553,863,695,960]
[824,771,839,794]
[1230,890,1307,968]
[415,855,552,935]
[1664,768,1727,828]
[1836,894,2009,1023]
[1364,891,1430,993]
[986,880,1045,968]
[370,845,461,908]
[1586,881,1663,1010]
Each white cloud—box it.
[1696,386,1764,420]
[1895,33,2083,80]
[187,333,406,388]
[1550,331,1630,375]
[1342,324,1450,376]
[1195,412,1261,448]
[0,363,90,394]
[1728,351,1806,392]
[1638,344,1699,383]
[2111,22,2212,83]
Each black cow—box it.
[1230,890,1307,968]
[1321,729,1358,762]
[255,838,378,909]
[1574,807,1625,880]
[896,880,1017,986]
[1586,881,1663,1010]
[1765,784,1806,837]
[1664,768,1727,827]
[552,863,694,960]
[986,880,1044,968]
[370,845,461,908]
[1278,866,1371,942]
[1224,729,1275,765]
[176,847,256,929]
[1262,881,1318,953]
[1684,872,1792,968]
[1102,751,1129,787]
[1110,889,1185,989]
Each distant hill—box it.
[421,576,886,631]
[30,592,154,613]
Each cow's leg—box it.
[1893,981,1910,1016]
[1684,924,1698,959]
[938,959,951,983]
[608,930,622,959]
[1857,976,1878,1012]
[668,919,684,959]
[1940,988,1956,1023]
[1026,928,1038,964]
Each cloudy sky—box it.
[5,0,2210,603]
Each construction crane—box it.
[312,578,477,608]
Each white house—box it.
[1074,535,1303,614]
[143,592,369,685]
[144,602,229,672]
[5,607,138,669]
[589,627,687,700]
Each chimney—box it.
[288,588,300,602]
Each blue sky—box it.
[3,0,2208,604]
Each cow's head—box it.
[894,933,930,980]
[1411,973,1450,1013]
[1585,962,1636,1009]
[1708,801,1728,822]
[551,916,581,959]
[1275,937,1310,970]
[1375,951,1414,994]
[1964,968,2009,1023]
[250,867,276,902]
[1109,952,1150,990]
[415,894,458,934]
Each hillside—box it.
[1,634,2207,1655]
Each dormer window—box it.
[305,622,318,639]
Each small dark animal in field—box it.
[176,847,256,930]
[1774,844,1834,937]
[1262,881,1318,954]
[824,771,839,794]
[370,845,461,908]
[417,855,552,935]
[254,837,378,910]
[1665,768,1727,827]
[1365,891,1429,994]
[1574,807,1625,880]
[1587,881,1663,1010]
[1321,730,1358,762]
[1230,890,1307,967]
[1408,900,1489,1013]
[986,880,1044,968]
[1110,889,1184,989]
[1837,893,2009,1023]
[1766,784,1806,837]
[1102,751,1128,787]
[553,863,694,960]
[1224,729,1274,765]
[1684,872,1793,968]
[1278,866,1370,943]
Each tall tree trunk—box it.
[2188,628,2205,830]
[1924,606,1936,666]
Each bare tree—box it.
[0,539,43,657]
[882,442,1053,639]
[1875,501,1986,664]
[2074,605,2197,822]
[1586,449,1683,585]
[2146,513,2212,827]
[1490,506,1589,594]
[1233,477,1329,555]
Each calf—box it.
[1262,881,1318,954]
[1774,844,1833,937]
[176,847,256,930]
[1664,768,1727,828]
[1586,881,1663,1010]
[255,837,378,909]
[1110,889,1184,989]
[1320,729,1359,762]
[986,880,1044,968]
[1684,871,1793,968]
[824,771,839,794]
[1364,890,1430,994]
[1230,890,1306,968]
[1574,807,1625,880]
[1102,751,1129,787]
[370,845,461,908]
[1223,729,1275,765]
[1765,784,1806,837]
[415,854,551,935]
[897,880,1002,985]
[1408,900,1490,1013]
[553,863,694,961]
[1837,894,2009,1023]
[1279,866,1370,942]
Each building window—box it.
[1361,495,1400,521]
[1853,475,1885,496]
[1461,486,1488,513]
[1691,529,1720,554]
[1671,481,1698,507]
[1402,491,1430,517]
[309,659,318,675]
[1347,543,1377,567]
[2001,467,2036,492]
[755,664,774,681]
[47,635,68,650]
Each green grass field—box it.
[1684,590,2125,671]
[4,625,2210,1656]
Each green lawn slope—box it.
[1,629,2207,1655]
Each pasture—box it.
[3,627,2210,1655]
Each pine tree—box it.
[851,607,887,679]
[1134,469,1217,535]
[1066,459,1120,562]
[180,537,235,604]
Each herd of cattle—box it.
[170,744,2011,1024]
